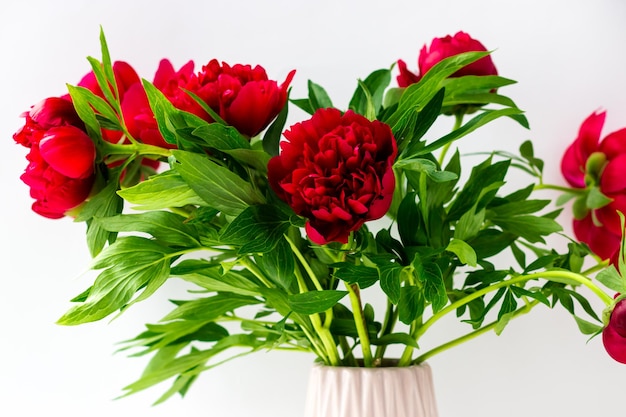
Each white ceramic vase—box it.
[303,362,439,417]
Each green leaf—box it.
[398,285,424,325]
[290,98,315,115]
[447,157,510,221]
[172,150,265,216]
[58,237,176,325]
[191,123,251,151]
[161,294,261,322]
[171,261,260,296]
[75,173,124,256]
[419,108,526,155]
[510,286,550,306]
[349,68,391,118]
[487,199,551,217]
[379,263,402,304]
[263,97,289,156]
[118,170,206,211]
[332,263,379,289]
[418,262,447,313]
[596,265,626,293]
[394,158,458,183]
[288,290,348,315]
[121,335,264,397]
[93,211,201,247]
[220,205,291,253]
[66,85,110,140]
[307,80,333,110]
[387,51,491,131]
[587,186,613,209]
[573,315,603,335]
[491,215,562,244]
[523,254,559,273]
[446,238,477,266]
[255,239,296,291]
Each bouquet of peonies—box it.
[13,29,626,402]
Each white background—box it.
[2,1,626,416]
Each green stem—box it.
[374,301,398,362]
[101,141,172,158]
[293,266,340,366]
[285,235,324,291]
[413,300,540,364]
[438,112,464,166]
[239,257,273,288]
[345,282,373,367]
[416,270,612,343]
[533,183,585,194]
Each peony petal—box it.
[603,321,626,364]
[600,154,626,194]
[39,126,95,179]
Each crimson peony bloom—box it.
[121,59,294,145]
[14,98,96,218]
[13,97,84,148]
[603,297,626,363]
[268,108,397,245]
[19,126,96,219]
[561,111,626,261]
[397,31,498,87]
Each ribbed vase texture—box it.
[303,362,439,417]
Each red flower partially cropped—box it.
[268,108,397,244]
[14,97,96,218]
[603,298,626,364]
[397,31,498,87]
[13,97,84,148]
[561,111,626,261]
[19,126,96,219]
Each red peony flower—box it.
[561,111,626,261]
[19,126,96,219]
[397,31,498,87]
[14,98,96,218]
[121,59,295,146]
[267,108,397,245]
[13,97,84,148]
[603,297,626,363]
[119,59,195,149]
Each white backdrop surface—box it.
[1,1,626,416]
